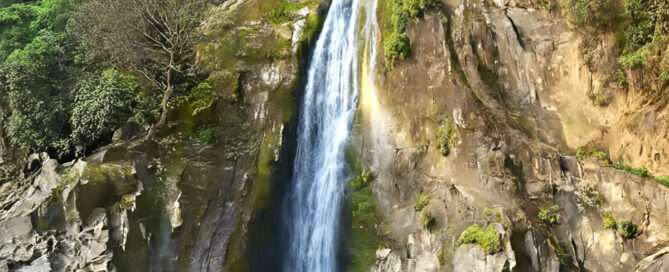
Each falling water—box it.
[282,0,368,270]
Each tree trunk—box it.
[156,84,173,127]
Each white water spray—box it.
[283,0,378,270]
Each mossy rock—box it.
[82,162,136,196]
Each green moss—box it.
[414,193,429,211]
[603,211,617,229]
[252,130,280,211]
[82,162,134,192]
[549,236,571,265]
[619,220,639,239]
[456,224,501,254]
[538,205,562,226]
[348,171,383,272]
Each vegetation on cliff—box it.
[348,170,384,272]
[456,224,501,254]
[379,0,439,67]
[0,0,217,159]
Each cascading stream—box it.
[283,0,374,270]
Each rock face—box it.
[0,0,327,271]
[359,0,669,271]
[0,156,115,272]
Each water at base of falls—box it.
[282,0,362,270]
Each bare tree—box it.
[70,0,209,132]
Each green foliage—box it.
[654,175,669,187]
[456,224,501,254]
[602,211,617,229]
[575,146,610,165]
[612,161,669,188]
[185,82,217,116]
[623,0,656,51]
[539,0,559,10]
[549,236,571,265]
[436,120,457,156]
[414,193,429,211]
[619,220,639,239]
[659,70,669,84]
[70,69,140,155]
[382,0,439,67]
[616,67,629,87]
[617,0,658,73]
[538,205,562,226]
[613,162,651,178]
[619,45,649,68]
[348,171,383,272]
[3,30,71,156]
[566,0,621,28]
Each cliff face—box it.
[1,0,667,271]
[0,0,326,271]
[359,0,669,271]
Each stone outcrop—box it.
[360,0,669,271]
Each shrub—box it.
[70,69,138,155]
[619,46,649,68]
[603,211,617,229]
[414,193,429,211]
[382,0,439,67]
[3,30,71,156]
[619,220,639,239]
[456,224,501,254]
[538,205,562,225]
[436,120,457,156]
[623,0,656,51]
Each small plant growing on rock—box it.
[456,224,501,254]
[549,236,571,265]
[539,0,559,10]
[436,120,457,156]
[602,211,617,229]
[575,146,611,165]
[538,205,562,226]
[414,193,429,211]
[619,220,639,239]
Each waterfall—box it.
[283,0,366,270]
